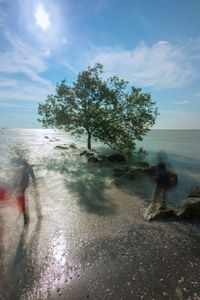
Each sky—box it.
[0,0,200,129]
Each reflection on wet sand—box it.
[4,219,42,300]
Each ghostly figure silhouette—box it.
[11,152,41,225]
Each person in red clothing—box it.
[15,157,41,225]
[10,151,41,225]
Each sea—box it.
[0,128,199,206]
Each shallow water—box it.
[0,129,200,299]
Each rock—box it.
[111,179,121,186]
[54,145,69,150]
[80,150,88,156]
[107,154,126,162]
[97,154,109,162]
[138,161,149,168]
[44,136,49,139]
[113,167,128,177]
[80,150,95,157]
[143,203,176,221]
[69,143,77,149]
[187,186,200,198]
[87,156,99,163]
[124,170,135,180]
[175,197,200,219]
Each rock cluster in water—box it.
[80,150,127,163]
[144,186,200,221]
[52,144,200,221]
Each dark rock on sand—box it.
[143,204,176,221]
[175,197,200,219]
[144,186,200,221]
[187,185,200,198]
[54,145,69,150]
[69,143,77,149]
[44,136,49,139]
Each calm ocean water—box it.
[0,128,200,206]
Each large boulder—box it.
[175,197,200,219]
[187,186,200,198]
[143,203,176,221]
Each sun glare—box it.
[34,3,50,31]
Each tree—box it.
[38,63,158,152]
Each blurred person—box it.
[150,162,170,210]
[137,151,177,210]
[10,150,41,225]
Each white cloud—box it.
[89,40,198,89]
[34,3,50,31]
[62,37,67,45]
[173,100,190,105]
[160,110,188,117]
[0,102,22,108]
[0,81,53,102]
[195,93,200,97]
[0,78,18,87]
[42,48,51,57]
[0,31,51,86]
[64,61,78,74]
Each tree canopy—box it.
[38,63,158,152]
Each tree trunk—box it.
[87,133,91,150]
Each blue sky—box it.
[0,0,200,129]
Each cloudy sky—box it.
[0,0,200,128]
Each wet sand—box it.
[0,149,200,300]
